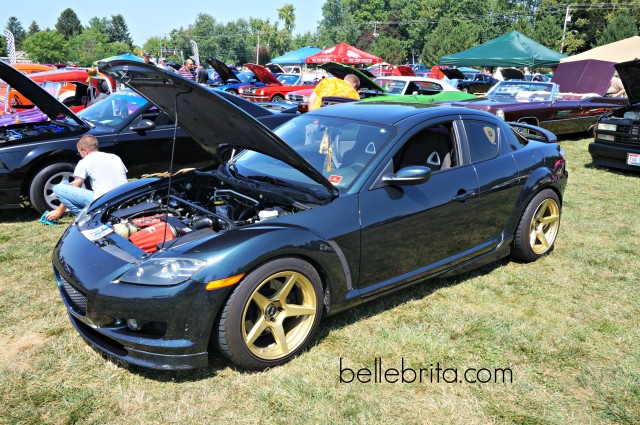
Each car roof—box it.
[308,101,494,125]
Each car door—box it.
[357,117,480,297]
[111,105,213,177]
[460,117,522,253]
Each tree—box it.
[367,35,406,64]
[28,21,40,37]
[55,8,83,40]
[88,17,109,34]
[422,17,480,65]
[5,16,27,48]
[22,30,68,63]
[596,13,638,47]
[107,14,133,48]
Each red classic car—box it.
[239,64,316,103]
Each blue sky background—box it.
[1,0,323,46]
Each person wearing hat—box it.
[143,52,156,66]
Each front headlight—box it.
[117,258,207,286]
[598,123,617,132]
[496,109,505,120]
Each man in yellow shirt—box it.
[308,74,360,111]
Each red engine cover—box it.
[128,222,176,253]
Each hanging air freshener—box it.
[319,128,332,172]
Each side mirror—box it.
[382,166,432,186]
[130,119,156,132]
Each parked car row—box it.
[3,53,638,374]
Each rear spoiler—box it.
[508,121,558,144]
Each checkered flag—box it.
[189,40,200,66]
[4,29,16,64]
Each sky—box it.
[1,0,324,46]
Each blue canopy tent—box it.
[94,53,144,66]
[270,46,321,64]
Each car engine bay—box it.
[102,169,313,253]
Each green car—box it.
[360,91,477,103]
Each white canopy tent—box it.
[560,36,640,63]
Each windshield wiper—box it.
[246,175,325,200]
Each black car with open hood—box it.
[589,59,640,172]
[52,61,567,371]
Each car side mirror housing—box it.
[382,166,432,186]
[130,119,156,132]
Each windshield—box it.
[486,81,555,101]
[374,78,407,94]
[277,74,301,85]
[237,72,255,83]
[232,115,394,194]
[78,90,148,127]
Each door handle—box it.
[452,190,477,202]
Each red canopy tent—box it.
[305,42,383,65]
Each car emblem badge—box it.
[427,152,441,166]
[265,304,277,317]
[484,127,497,144]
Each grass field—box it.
[0,137,638,424]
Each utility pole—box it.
[561,5,571,53]
[256,33,260,65]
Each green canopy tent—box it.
[439,31,565,68]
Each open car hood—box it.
[0,60,86,126]
[244,64,281,85]
[615,59,640,105]
[551,59,615,95]
[99,60,337,198]
[320,62,386,92]
[439,68,466,80]
[501,68,525,80]
[392,65,415,76]
[205,56,239,83]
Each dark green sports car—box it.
[53,61,568,371]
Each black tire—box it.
[271,94,285,103]
[29,162,76,214]
[217,257,324,370]
[511,189,561,262]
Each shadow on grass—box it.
[121,257,509,383]
[0,208,41,223]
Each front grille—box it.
[597,123,640,148]
[59,277,87,316]
[288,94,305,102]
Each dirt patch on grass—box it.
[0,332,48,372]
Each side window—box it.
[394,122,457,173]
[464,121,500,163]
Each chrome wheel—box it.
[529,198,560,255]
[44,170,75,209]
[242,271,318,360]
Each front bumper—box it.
[53,225,230,370]
[588,141,640,172]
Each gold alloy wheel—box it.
[528,198,560,255]
[241,271,318,360]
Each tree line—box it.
[2,1,639,67]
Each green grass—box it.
[1,137,638,424]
